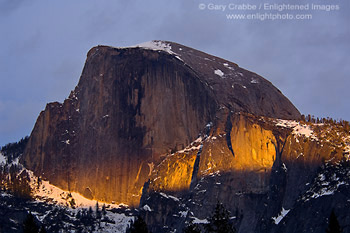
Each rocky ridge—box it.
[21,40,300,207]
[18,41,350,232]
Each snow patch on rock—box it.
[0,152,6,165]
[272,207,290,224]
[192,217,209,224]
[99,213,133,233]
[303,167,347,202]
[143,204,152,211]
[174,136,203,154]
[26,169,124,209]
[176,145,202,154]
[131,40,177,55]
[274,119,317,139]
[179,210,188,217]
[214,69,224,78]
[159,192,180,202]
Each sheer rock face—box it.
[142,113,348,233]
[21,41,301,206]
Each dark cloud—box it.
[0,0,349,145]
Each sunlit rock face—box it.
[146,112,279,202]
[142,111,349,233]
[199,113,277,173]
[21,41,301,206]
[149,149,198,194]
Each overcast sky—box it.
[0,0,349,146]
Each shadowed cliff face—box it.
[166,41,301,120]
[21,41,301,206]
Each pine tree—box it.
[307,114,311,122]
[23,213,39,233]
[8,165,32,199]
[326,210,342,233]
[101,204,107,217]
[88,206,93,217]
[76,210,82,220]
[0,136,29,163]
[344,121,350,132]
[183,220,201,233]
[96,202,101,220]
[39,225,47,233]
[127,215,149,233]
[205,202,236,233]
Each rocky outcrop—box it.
[21,41,301,207]
[141,112,350,233]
